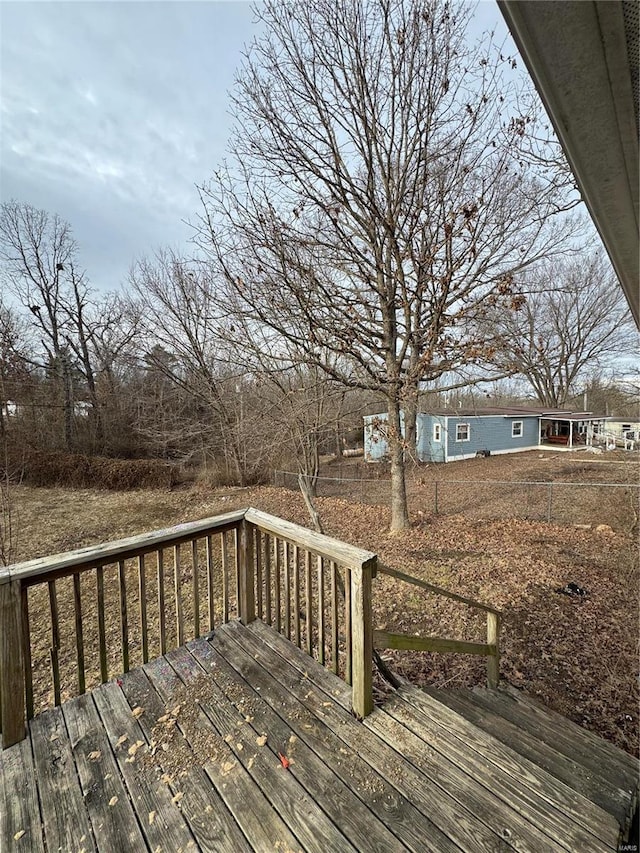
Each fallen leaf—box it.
[148,811,156,825]
[13,830,25,841]
[171,791,183,805]
[88,750,101,761]
[278,752,290,770]
[256,735,267,747]
[132,707,144,718]
[108,796,118,807]
[116,735,128,747]
[128,740,144,756]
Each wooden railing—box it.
[1,507,500,750]
[374,563,501,689]
[0,508,377,748]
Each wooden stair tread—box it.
[423,686,637,842]
[468,686,637,784]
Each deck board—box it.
[2,619,637,852]
[119,665,251,852]
[143,650,303,853]
[63,693,147,851]
[194,631,421,853]
[0,737,44,852]
[30,706,97,853]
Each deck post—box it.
[0,578,26,747]
[350,557,376,719]
[486,611,500,688]
[238,520,256,625]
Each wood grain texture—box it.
[0,737,44,851]
[118,560,129,673]
[92,681,196,852]
[238,521,255,625]
[73,572,85,695]
[373,630,493,657]
[5,510,245,584]
[0,580,25,747]
[96,566,108,683]
[191,539,200,639]
[156,550,167,656]
[48,580,61,707]
[21,586,34,720]
[169,644,353,853]
[486,612,500,687]
[121,664,250,852]
[30,708,96,852]
[350,562,374,719]
[174,545,184,648]
[245,508,376,567]
[63,693,145,851]
[191,635,405,853]
[138,555,149,663]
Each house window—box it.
[433,423,441,442]
[512,421,523,438]
[622,424,631,432]
[456,423,469,442]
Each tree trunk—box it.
[387,397,409,532]
[404,383,418,460]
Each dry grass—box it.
[5,452,639,758]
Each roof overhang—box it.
[498,1,639,326]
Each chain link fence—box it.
[272,469,639,531]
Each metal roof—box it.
[498,1,639,326]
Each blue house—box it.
[364,407,608,463]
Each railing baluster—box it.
[96,566,108,683]
[305,551,312,656]
[174,545,184,647]
[118,560,129,673]
[284,541,291,640]
[206,535,215,630]
[234,527,241,612]
[264,534,272,625]
[350,560,374,720]
[21,586,34,720]
[331,561,338,674]
[157,551,166,656]
[317,555,325,666]
[255,529,263,619]
[48,580,61,705]
[191,539,200,639]
[221,531,229,624]
[73,572,85,695]
[138,555,148,663]
[344,567,352,685]
[293,545,301,647]
[273,537,281,633]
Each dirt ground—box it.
[5,449,639,758]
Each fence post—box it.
[434,481,439,515]
[486,611,500,689]
[238,521,256,625]
[547,482,553,523]
[0,577,26,747]
[350,557,376,719]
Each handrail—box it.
[376,563,501,615]
[245,508,377,569]
[1,507,378,747]
[0,509,246,586]
[375,562,501,688]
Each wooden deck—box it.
[2,619,637,852]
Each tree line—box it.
[1,0,636,531]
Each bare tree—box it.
[486,249,637,408]
[196,0,575,531]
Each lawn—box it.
[4,450,639,758]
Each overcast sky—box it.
[1,1,510,294]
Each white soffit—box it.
[498,0,639,326]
